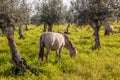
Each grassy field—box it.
[0,22,120,80]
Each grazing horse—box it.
[104,24,114,36]
[38,32,77,64]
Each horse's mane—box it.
[58,32,74,48]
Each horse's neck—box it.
[64,38,73,51]
[58,32,74,51]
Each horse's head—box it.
[70,47,77,57]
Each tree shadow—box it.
[0,66,40,77]
[0,67,17,77]
[91,46,100,50]
[0,50,8,53]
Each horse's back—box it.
[40,32,65,50]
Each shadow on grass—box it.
[0,67,16,77]
[0,66,41,77]
[0,50,9,53]
[90,46,101,51]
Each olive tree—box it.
[20,0,31,31]
[14,0,31,39]
[0,0,36,74]
[71,0,120,49]
[64,10,74,34]
[35,0,64,32]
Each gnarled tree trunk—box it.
[94,20,101,49]
[0,12,37,75]
[48,24,53,32]
[6,28,36,74]
[18,25,24,39]
[64,23,71,34]
[25,24,29,31]
[43,23,47,32]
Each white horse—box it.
[38,32,77,64]
[104,24,114,35]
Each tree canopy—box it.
[35,0,64,31]
[71,0,120,49]
[71,0,119,26]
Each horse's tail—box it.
[38,35,44,64]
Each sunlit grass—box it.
[0,22,120,80]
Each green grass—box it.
[0,22,120,80]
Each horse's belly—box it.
[44,33,65,51]
[51,45,60,51]
[51,42,64,51]
[51,48,58,51]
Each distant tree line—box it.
[31,0,120,49]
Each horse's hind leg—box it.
[38,47,44,65]
[46,49,50,63]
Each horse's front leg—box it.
[46,49,50,63]
[56,50,60,61]
[56,47,63,61]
